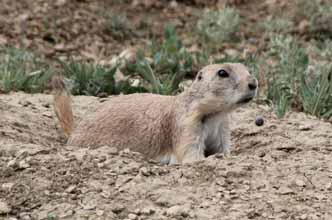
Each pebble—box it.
[65,185,76,193]
[139,167,150,176]
[7,159,17,168]
[128,213,138,220]
[169,0,178,9]
[111,204,125,214]
[0,201,11,214]
[2,182,14,191]
[295,179,306,187]
[19,160,30,169]
[255,116,264,126]
[278,186,294,195]
[299,125,312,131]
[258,151,266,157]
[96,209,104,216]
[19,100,32,107]
[141,206,155,215]
[19,212,31,220]
[166,205,189,217]
[300,214,308,220]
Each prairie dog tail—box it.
[51,75,74,138]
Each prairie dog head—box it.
[187,63,258,113]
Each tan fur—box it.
[53,63,258,164]
[51,75,74,138]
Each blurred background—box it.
[0,0,331,119]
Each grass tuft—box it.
[265,35,309,117]
[196,8,240,51]
[124,24,208,95]
[59,60,118,96]
[104,12,133,40]
[0,47,53,93]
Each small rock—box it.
[0,201,11,214]
[300,214,308,220]
[325,182,332,190]
[278,186,294,195]
[295,179,306,187]
[96,209,104,216]
[130,79,140,87]
[169,0,178,9]
[128,213,138,220]
[82,200,97,210]
[2,182,14,191]
[7,159,17,168]
[19,212,31,220]
[65,185,76,193]
[258,151,266,157]
[42,103,50,108]
[55,0,67,6]
[111,204,125,214]
[314,193,326,200]
[109,147,119,155]
[166,205,189,217]
[133,208,141,214]
[42,112,53,118]
[276,145,298,153]
[224,49,239,57]
[299,125,312,131]
[141,206,155,215]
[97,92,108,98]
[255,116,264,126]
[19,100,32,107]
[115,176,133,188]
[19,160,30,169]
[139,167,150,176]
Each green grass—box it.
[0,47,53,93]
[124,24,208,95]
[264,35,309,117]
[301,64,332,118]
[59,60,118,96]
[1,16,331,119]
[262,34,332,119]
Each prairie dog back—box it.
[68,94,177,159]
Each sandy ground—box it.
[1,92,332,220]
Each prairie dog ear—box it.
[196,71,203,81]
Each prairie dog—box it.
[52,63,258,164]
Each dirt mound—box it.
[1,93,332,220]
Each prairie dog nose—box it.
[248,78,258,91]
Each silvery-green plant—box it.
[263,18,294,34]
[301,64,332,118]
[197,8,240,49]
[104,12,133,40]
[266,35,309,117]
[294,0,332,39]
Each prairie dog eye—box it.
[217,69,229,78]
